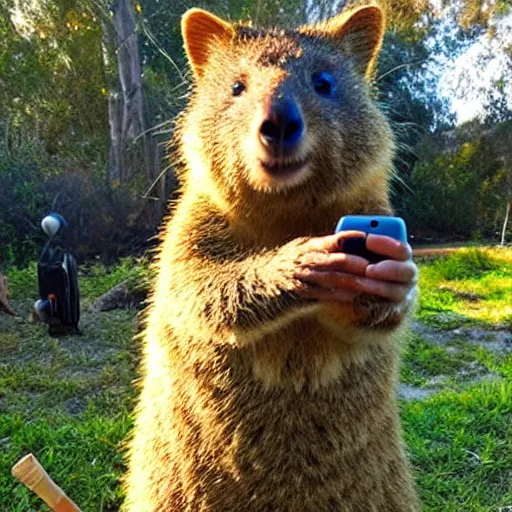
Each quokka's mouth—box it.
[259,157,308,176]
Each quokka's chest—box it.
[228,313,397,390]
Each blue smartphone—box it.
[335,215,408,263]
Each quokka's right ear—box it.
[300,3,385,81]
[181,9,234,79]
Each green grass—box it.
[1,248,511,511]
[402,382,512,511]
[1,413,132,512]
[78,257,153,302]
[401,334,484,388]
[417,247,512,328]
[401,247,512,510]
[0,262,143,511]
[5,256,153,302]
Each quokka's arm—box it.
[165,227,319,345]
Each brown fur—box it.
[123,3,421,511]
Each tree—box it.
[102,0,150,185]
[3,0,108,160]
[484,121,512,245]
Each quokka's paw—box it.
[353,288,417,329]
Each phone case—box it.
[335,215,408,263]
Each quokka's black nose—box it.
[259,98,304,155]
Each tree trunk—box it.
[108,0,151,184]
[500,200,510,246]
[107,92,122,184]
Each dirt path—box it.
[413,247,464,258]
[397,321,511,401]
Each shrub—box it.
[0,129,160,269]
[0,138,53,267]
[403,131,506,241]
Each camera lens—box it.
[370,220,379,228]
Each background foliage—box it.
[1,0,511,268]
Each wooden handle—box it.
[12,453,81,512]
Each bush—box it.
[0,131,160,269]
[403,127,508,241]
[0,138,53,267]
[43,172,159,263]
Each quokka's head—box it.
[177,2,395,209]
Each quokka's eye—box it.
[232,81,246,97]
[312,71,335,97]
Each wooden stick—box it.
[0,272,16,316]
[12,453,82,512]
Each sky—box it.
[436,7,512,125]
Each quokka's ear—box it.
[181,8,235,79]
[301,3,385,80]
